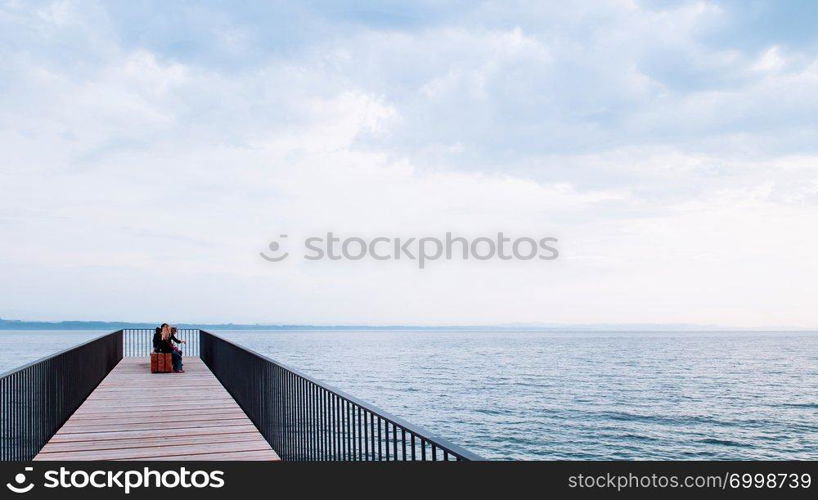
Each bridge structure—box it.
[1,329,481,461]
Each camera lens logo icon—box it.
[6,467,34,494]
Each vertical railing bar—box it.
[322,389,327,461]
[308,381,313,461]
[336,393,342,461]
[363,409,369,461]
[370,410,376,461]
[383,418,388,462]
[285,368,291,461]
[355,406,364,461]
[329,388,334,461]
[312,384,318,461]
[304,377,309,461]
[310,382,324,461]
[292,371,297,461]
[340,398,345,461]
[294,374,300,461]
[347,399,352,461]
[311,379,317,461]
[348,401,354,461]
[347,401,358,462]
[335,395,341,461]
[323,390,328,461]
[343,399,349,460]
[285,369,291,460]
[377,416,382,461]
[319,387,324,460]
[329,390,334,461]
[301,376,306,461]
[283,370,289,460]
[393,422,398,460]
[351,401,356,460]
[300,376,306,461]
[350,402,356,461]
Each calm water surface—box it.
[2,329,816,460]
[0,330,105,373]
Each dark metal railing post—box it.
[198,330,482,461]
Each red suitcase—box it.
[150,352,172,373]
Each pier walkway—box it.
[34,358,280,461]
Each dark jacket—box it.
[152,328,182,354]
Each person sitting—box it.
[152,324,167,353]
[153,323,186,373]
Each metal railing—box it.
[200,330,482,461]
[0,330,122,461]
[123,328,200,357]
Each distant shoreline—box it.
[0,318,815,332]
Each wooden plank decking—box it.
[34,357,280,461]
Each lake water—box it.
[2,329,817,460]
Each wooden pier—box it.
[1,329,479,462]
[33,358,280,461]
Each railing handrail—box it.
[0,329,123,379]
[201,330,483,460]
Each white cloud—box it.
[1,0,817,327]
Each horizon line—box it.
[0,318,816,332]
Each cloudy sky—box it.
[1,0,817,327]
